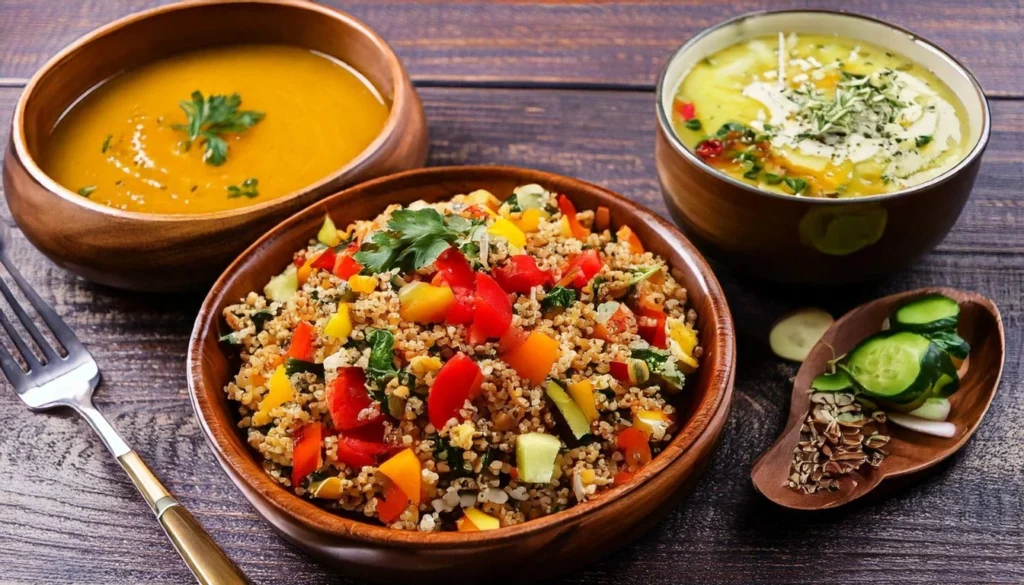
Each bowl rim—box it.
[186,165,737,547]
[10,0,413,224]
[654,9,993,205]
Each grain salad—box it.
[219,184,703,532]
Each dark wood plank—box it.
[0,85,1022,584]
[0,0,1022,96]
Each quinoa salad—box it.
[219,184,703,532]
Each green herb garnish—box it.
[77,186,97,197]
[783,177,808,195]
[684,119,702,131]
[251,310,274,331]
[101,134,113,154]
[227,178,259,199]
[916,135,933,147]
[541,286,577,311]
[365,328,398,386]
[172,91,265,166]
[763,173,784,185]
[284,358,325,379]
[353,209,476,274]
[590,276,606,307]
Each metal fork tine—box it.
[0,272,60,361]
[0,334,25,381]
[0,297,41,370]
[0,254,83,355]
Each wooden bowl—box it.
[654,11,992,285]
[187,166,737,582]
[2,0,428,292]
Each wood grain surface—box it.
[0,1,1022,96]
[1,2,1023,584]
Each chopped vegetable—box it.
[468,273,513,344]
[502,331,560,385]
[284,358,324,378]
[308,476,343,499]
[544,381,592,439]
[323,304,353,340]
[253,365,294,426]
[317,214,342,247]
[667,319,699,373]
[594,206,610,231]
[632,410,672,439]
[593,301,636,342]
[334,253,362,280]
[616,225,644,255]
[376,482,409,524]
[908,397,951,422]
[264,265,298,303]
[427,352,484,430]
[398,282,456,324]
[769,308,834,362]
[493,255,551,294]
[291,422,322,487]
[286,322,316,361]
[845,331,943,404]
[566,379,599,423]
[488,217,527,249]
[513,207,548,233]
[616,427,652,469]
[354,208,476,274]
[562,249,603,289]
[541,286,576,311]
[516,432,561,483]
[433,247,476,325]
[365,329,399,386]
[310,248,337,271]
[348,274,377,294]
[377,448,422,505]
[811,368,855,392]
[458,508,500,531]
[556,195,590,239]
[891,294,960,333]
[335,434,389,469]
[327,367,380,430]
[637,306,668,349]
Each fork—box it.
[0,249,252,585]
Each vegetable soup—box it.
[42,44,389,214]
[671,34,970,197]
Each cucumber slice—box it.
[769,308,834,362]
[515,432,561,484]
[544,381,592,440]
[845,331,939,404]
[811,368,855,392]
[892,294,960,332]
[908,397,951,422]
[930,349,961,398]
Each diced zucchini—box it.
[545,381,592,440]
[515,432,561,484]
[511,184,549,211]
[811,368,855,392]
[891,294,960,333]
[908,397,951,422]
[264,265,298,303]
[845,331,940,404]
[769,308,834,362]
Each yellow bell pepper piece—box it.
[567,379,599,422]
[668,319,699,373]
[348,274,378,294]
[253,365,293,426]
[464,189,502,211]
[488,217,527,249]
[323,304,353,340]
[558,215,573,238]
[514,207,549,233]
[309,476,344,499]
[398,282,455,324]
[377,448,422,505]
[633,409,672,439]
[458,507,500,531]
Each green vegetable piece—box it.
[172,91,265,166]
[891,294,960,333]
[77,186,97,197]
[317,215,341,247]
[508,183,549,212]
[811,368,855,392]
[783,177,808,195]
[684,119,702,131]
[769,308,834,362]
[542,286,577,311]
[924,329,970,360]
[264,265,298,303]
[845,331,940,404]
[251,310,274,331]
[544,381,592,440]
[763,173,784,185]
[353,208,476,274]
[285,358,325,378]
[365,328,398,385]
[227,178,259,199]
[515,432,561,484]
[101,134,113,153]
[916,135,933,147]
[908,397,951,422]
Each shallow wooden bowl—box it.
[187,166,737,582]
[3,0,428,292]
[654,11,992,284]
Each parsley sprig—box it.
[227,178,259,199]
[354,209,477,273]
[172,91,264,166]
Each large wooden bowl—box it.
[2,0,428,292]
[187,166,736,582]
[654,11,991,285]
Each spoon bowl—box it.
[751,287,1005,510]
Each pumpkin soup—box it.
[671,34,969,198]
[42,44,389,214]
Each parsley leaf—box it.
[684,118,702,131]
[354,208,475,274]
[78,186,97,197]
[763,173,784,185]
[172,91,264,166]
[915,135,933,147]
[227,178,259,199]
[783,177,808,194]
[542,286,577,311]
[101,134,113,154]
[630,348,668,372]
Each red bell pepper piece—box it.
[427,352,484,430]
[336,435,390,469]
[613,469,636,486]
[468,273,513,345]
[376,482,408,524]
[493,255,551,294]
[434,248,476,325]
[334,254,363,280]
[637,307,668,349]
[557,194,590,239]
[695,139,724,160]
[291,422,323,487]
[617,427,652,468]
[674,100,696,121]
[609,360,630,383]
[327,367,381,430]
[562,249,603,289]
[310,248,337,271]
[287,322,316,361]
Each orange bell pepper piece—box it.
[287,322,316,361]
[557,195,590,239]
[377,447,422,505]
[617,427,652,469]
[376,482,408,524]
[616,225,645,255]
[501,330,560,386]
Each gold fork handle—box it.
[119,451,253,585]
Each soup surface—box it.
[671,34,969,198]
[42,44,389,214]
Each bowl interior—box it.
[15,0,403,219]
[188,166,736,545]
[658,11,987,183]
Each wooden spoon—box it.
[751,287,1005,510]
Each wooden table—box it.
[0,2,1021,583]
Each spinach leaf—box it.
[365,328,398,385]
[541,286,577,311]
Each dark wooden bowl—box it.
[187,166,737,582]
[751,287,1005,510]
[2,0,428,292]
[654,11,992,284]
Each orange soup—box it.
[42,44,389,214]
